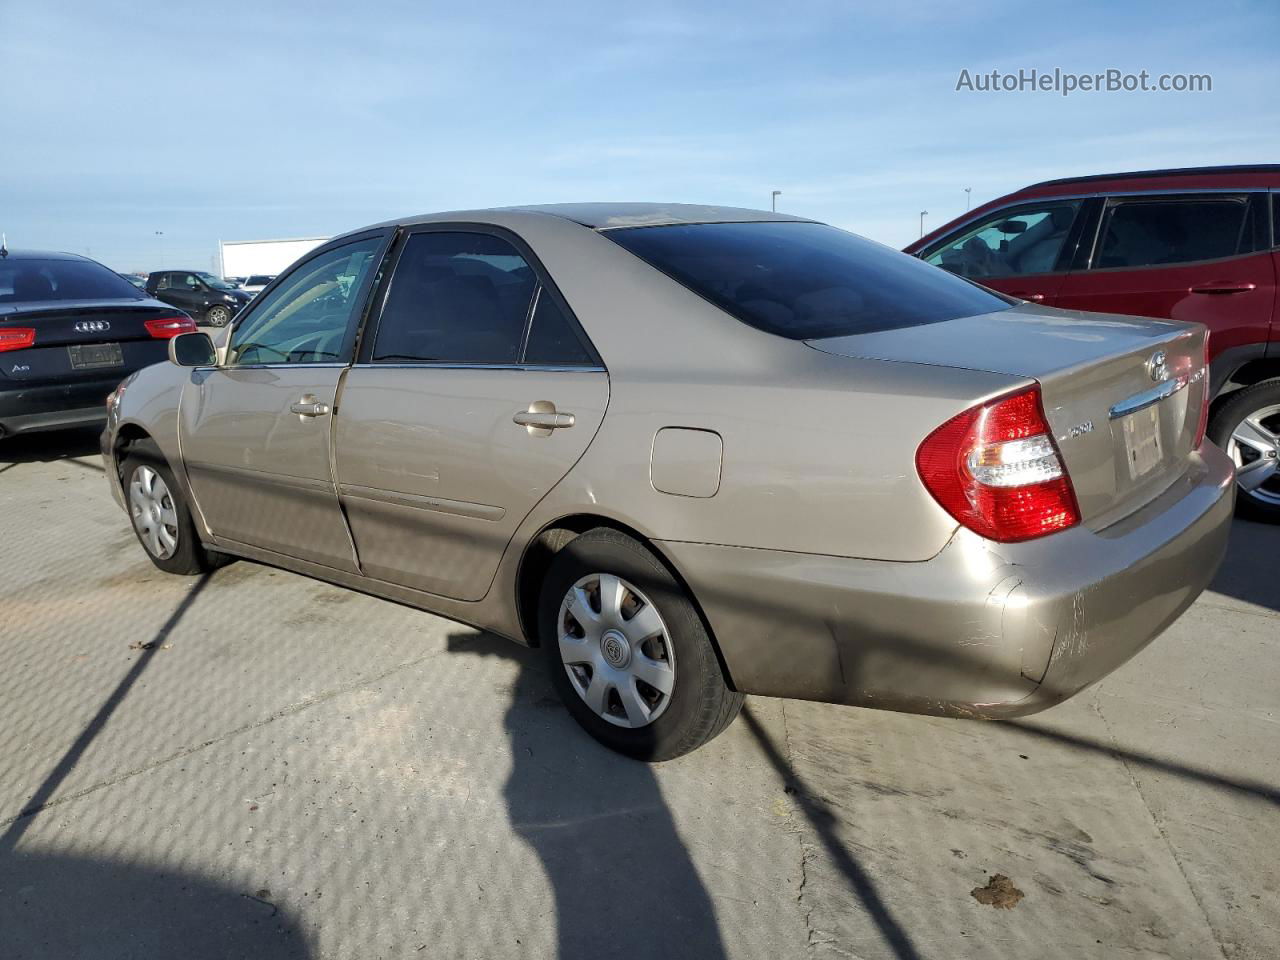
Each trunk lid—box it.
[808,304,1210,527]
[0,300,184,386]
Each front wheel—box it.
[1208,380,1280,522]
[122,443,227,574]
[205,305,232,327]
[538,528,743,761]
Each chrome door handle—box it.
[290,396,331,418]
[514,401,574,436]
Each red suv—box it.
[907,165,1280,520]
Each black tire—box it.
[120,441,229,575]
[1208,379,1280,523]
[205,305,232,327]
[537,528,743,761]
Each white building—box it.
[218,236,328,279]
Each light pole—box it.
[964,187,972,210]
[771,190,781,212]
[154,230,165,269]
[919,210,928,238]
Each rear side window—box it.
[523,289,595,366]
[1094,197,1252,269]
[0,259,142,303]
[373,232,537,364]
[607,221,1013,341]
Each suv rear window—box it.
[0,259,142,304]
[607,221,1012,340]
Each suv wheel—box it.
[537,528,743,761]
[1208,380,1280,522]
[205,305,232,327]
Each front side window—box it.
[925,201,1081,279]
[372,232,537,364]
[197,272,237,291]
[1093,197,1251,269]
[227,236,382,365]
[608,220,1013,341]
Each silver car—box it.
[101,204,1235,760]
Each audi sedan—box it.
[0,249,196,439]
[101,204,1234,760]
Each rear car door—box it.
[179,232,389,570]
[334,226,609,601]
[1054,192,1277,375]
[918,199,1085,304]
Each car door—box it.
[918,199,1086,304]
[1054,192,1277,366]
[334,226,609,601]
[179,232,390,571]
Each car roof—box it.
[1024,164,1280,190]
[353,202,812,236]
[0,249,96,262]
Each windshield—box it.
[0,258,144,304]
[198,272,239,291]
[607,220,1013,340]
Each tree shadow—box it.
[0,425,103,466]
[446,630,729,960]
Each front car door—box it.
[918,199,1086,305]
[180,231,390,571]
[1053,192,1277,384]
[334,225,609,601]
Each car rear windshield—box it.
[0,259,143,304]
[606,220,1013,340]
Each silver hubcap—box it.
[1227,403,1280,506]
[209,307,229,325]
[558,573,676,729]
[129,465,179,559]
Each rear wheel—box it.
[1208,380,1280,522]
[121,443,227,574]
[538,528,743,761]
[205,305,232,327]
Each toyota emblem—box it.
[1146,350,1168,383]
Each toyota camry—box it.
[100,204,1234,760]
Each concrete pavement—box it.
[1,426,1276,959]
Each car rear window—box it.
[606,220,1013,340]
[0,259,143,304]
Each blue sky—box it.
[4,0,1278,272]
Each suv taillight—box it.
[0,327,36,352]
[916,386,1081,543]
[145,314,197,339]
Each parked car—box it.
[0,248,195,438]
[240,274,276,295]
[906,165,1280,520]
[145,270,252,327]
[102,204,1233,760]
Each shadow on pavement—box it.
[0,577,312,958]
[1206,517,1280,615]
[0,425,104,466]
[447,630,729,960]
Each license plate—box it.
[1122,405,1163,479]
[68,342,123,370]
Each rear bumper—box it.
[0,378,121,437]
[660,444,1236,718]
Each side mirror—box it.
[169,331,217,367]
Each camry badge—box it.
[74,320,111,333]
[1147,350,1168,383]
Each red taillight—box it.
[1194,332,1211,449]
[0,327,36,352]
[916,386,1081,543]
[144,314,197,339]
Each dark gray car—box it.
[144,270,251,327]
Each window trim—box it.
[355,222,604,370]
[918,199,1087,278]
[223,228,394,369]
[1082,192,1264,273]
